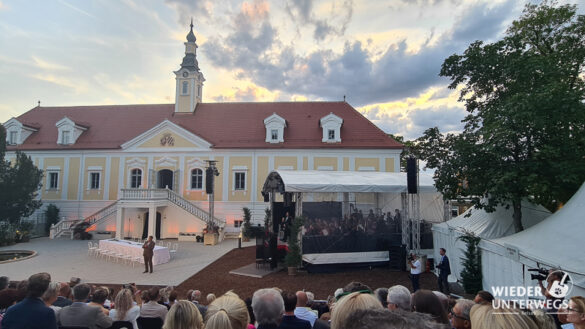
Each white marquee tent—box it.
[432,202,551,282]
[480,182,585,298]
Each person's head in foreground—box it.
[114,289,135,321]
[411,290,449,324]
[330,291,383,329]
[344,308,447,329]
[251,288,284,327]
[163,300,204,329]
[473,290,494,305]
[564,296,585,327]
[470,304,539,329]
[27,272,51,299]
[387,285,411,312]
[205,293,250,329]
[448,299,474,329]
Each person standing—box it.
[437,248,451,295]
[408,253,422,292]
[142,236,155,274]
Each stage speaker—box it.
[205,167,214,194]
[407,158,418,194]
[262,192,270,202]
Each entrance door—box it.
[158,169,173,190]
[142,212,162,240]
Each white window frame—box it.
[263,113,286,143]
[8,131,18,145]
[271,129,278,141]
[320,113,343,143]
[47,171,59,190]
[190,168,204,190]
[234,171,246,191]
[61,130,71,145]
[89,172,100,190]
[181,81,189,95]
[328,129,335,140]
[130,168,142,188]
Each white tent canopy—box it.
[263,170,438,193]
[432,201,550,282]
[481,182,585,298]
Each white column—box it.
[115,206,124,239]
[148,205,156,238]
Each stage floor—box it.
[0,237,255,286]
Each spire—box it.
[186,17,196,43]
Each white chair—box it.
[131,255,142,268]
[170,243,179,258]
[121,253,133,265]
[87,241,98,256]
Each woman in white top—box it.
[109,289,140,329]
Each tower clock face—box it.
[182,71,188,77]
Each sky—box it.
[0,0,581,140]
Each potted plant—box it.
[242,207,252,242]
[204,223,220,245]
[284,216,303,275]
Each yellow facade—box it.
[274,156,297,170]
[355,158,379,171]
[343,157,350,171]
[302,157,308,170]
[314,157,337,170]
[123,157,147,189]
[67,158,80,200]
[138,130,200,148]
[256,156,269,202]
[42,158,65,200]
[213,156,224,201]
[385,158,395,172]
[109,157,120,200]
[83,157,106,200]
[183,156,208,201]
[177,93,191,113]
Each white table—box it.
[99,239,171,265]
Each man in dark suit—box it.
[279,291,311,329]
[52,282,73,307]
[142,235,155,273]
[437,247,451,295]
[58,283,113,329]
[1,272,57,329]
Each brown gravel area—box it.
[172,246,439,301]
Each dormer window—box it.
[320,113,343,143]
[8,131,17,145]
[3,118,37,146]
[264,113,286,144]
[56,117,88,145]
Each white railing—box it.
[49,219,79,239]
[84,201,118,225]
[121,189,169,200]
[166,189,226,228]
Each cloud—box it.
[165,0,211,25]
[32,56,70,71]
[57,0,97,19]
[285,0,354,41]
[31,73,87,94]
[212,83,280,102]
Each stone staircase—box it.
[50,189,224,239]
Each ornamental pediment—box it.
[121,120,212,151]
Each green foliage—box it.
[388,134,418,172]
[0,222,16,246]
[0,125,44,225]
[44,204,60,235]
[458,232,482,294]
[284,216,304,267]
[264,207,271,229]
[429,1,585,231]
[242,207,252,238]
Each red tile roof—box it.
[8,102,402,150]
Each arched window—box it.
[182,81,189,95]
[191,168,203,189]
[130,169,142,188]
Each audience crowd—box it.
[0,273,583,329]
[302,209,402,237]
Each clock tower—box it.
[174,19,205,113]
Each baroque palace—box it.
[3,23,402,240]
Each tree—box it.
[44,204,60,235]
[433,1,585,232]
[458,232,482,294]
[0,126,44,224]
[242,207,252,239]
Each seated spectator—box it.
[279,291,310,329]
[305,292,315,309]
[432,291,450,315]
[411,290,449,325]
[205,293,250,329]
[470,304,539,329]
[0,289,19,315]
[140,287,168,322]
[330,291,383,329]
[186,289,194,301]
[448,299,474,329]
[41,282,62,316]
[244,297,256,328]
[1,272,57,329]
[164,300,204,329]
[52,282,73,307]
[0,277,8,291]
[374,288,389,309]
[15,280,27,302]
[294,291,317,326]
[386,285,411,312]
[58,283,113,329]
[252,288,284,329]
[140,289,150,305]
[169,290,178,308]
[109,289,140,329]
[207,293,217,305]
[531,309,557,329]
[192,289,208,317]
[342,282,372,294]
[344,308,440,329]
[565,296,585,329]
[89,286,110,315]
[473,290,494,305]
